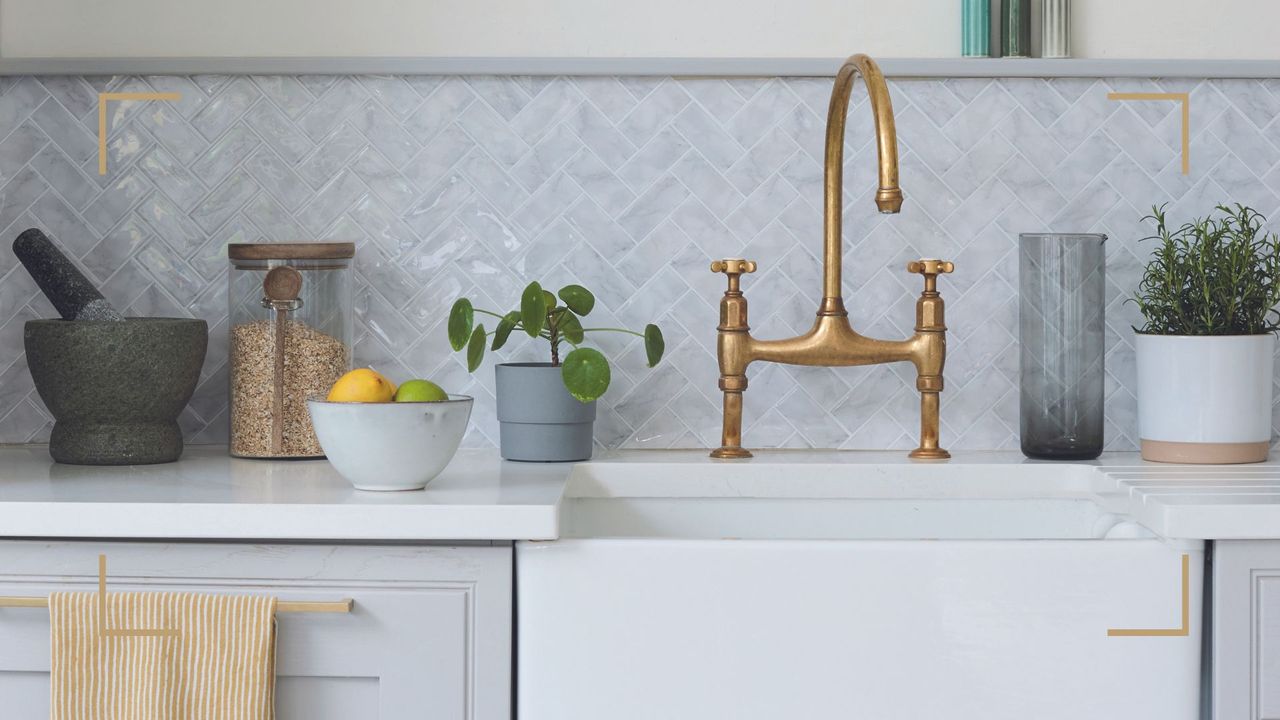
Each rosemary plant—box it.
[1131,203,1280,336]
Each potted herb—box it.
[1131,204,1280,463]
[448,281,664,462]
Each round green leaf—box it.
[466,324,486,372]
[559,311,584,344]
[557,285,595,316]
[561,347,610,403]
[521,282,546,337]
[542,290,557,311]
[491,311,520,351]
[644,324,665,367]
[448,298,473,351]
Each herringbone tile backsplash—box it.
[1,73,1278,451]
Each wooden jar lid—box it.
[228,242,355,261]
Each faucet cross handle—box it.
[711,258,757,275]
[907,259,953,294]
[711,258,757,292]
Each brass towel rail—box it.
[0,596,353,613]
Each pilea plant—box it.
[447,281,664,402]
[1132,203,1280,335]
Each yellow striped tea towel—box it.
[49,591,277,719]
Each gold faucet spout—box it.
[708,55,954,461]
[822,54,903,307]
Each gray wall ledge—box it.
[0,56,1278,78]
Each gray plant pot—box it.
[495,363,595,462]
[24,317,208,465]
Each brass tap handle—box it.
[907,259,953,294]
[711,259,757,293]
[711,258,757,275]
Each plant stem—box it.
[581,327,646,338]
[547,310,561,366]
[474,308,508,320]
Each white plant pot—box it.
[1135,333,1275,463]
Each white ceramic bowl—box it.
[307,395,473,491]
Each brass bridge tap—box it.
[709,53,953,461]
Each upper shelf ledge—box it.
[0,56,1276,78]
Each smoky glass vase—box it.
[1018,233,1106,460]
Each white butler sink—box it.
[518,451,1202,720]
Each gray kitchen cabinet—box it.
[0,540,511,719]
[1214,540,1280,720]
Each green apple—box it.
[394,379,449,402]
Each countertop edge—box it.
[0,502,562,542]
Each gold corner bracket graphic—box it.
[1106,91,1190,175]
[1107,553,1190,637]
[97,91,182,175]
[95,554,180,638]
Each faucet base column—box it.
[711,379,753,459]
[908,388,950,460]
[711,445,754,459]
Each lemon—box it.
[327,368,397,402]
[394,379,449,402]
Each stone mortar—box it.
[24,318,208,465]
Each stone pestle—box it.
[12,228,124,321]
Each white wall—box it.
[1073,0,1280,59]
[0,0,1277,59]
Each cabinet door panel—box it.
[0,541,511,720]
[1214,541,1280,720]
[1261,576,1280,719]
[278,677,381,719]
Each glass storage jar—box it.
[227,243,354,458]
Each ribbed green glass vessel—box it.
[1002,0,1031,57]
[961,0,990,57]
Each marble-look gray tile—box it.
[298,169,368,236]
[135,239,205,305]
[190,124,260,187]
[190,77,260,141]
[139,103,206,166]
[0,79,49,131]
[29,191,97,258]
[138,146,205,211]
[1209,106,1280,177]
[30,97,96,164]
[357,76,423,120]
[510,123,579,193]
[251,76,314,118]
[295,77,369,141]
[510,78,582,144]
[1,72,1275,452]
[80,215,151,283]
[295,122,366,189]
[242,99,313,165]
[0,122,49,181]
[351,100,419,163]
[81,170,151,234]
[189,170,260,233]
[461,148,530,217]
[458,99,529,167]
[402,78,476,142]
[28,145,97,210]
[241,148,311,212]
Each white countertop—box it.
[1,445,1279,541]
[0,446,567,541]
